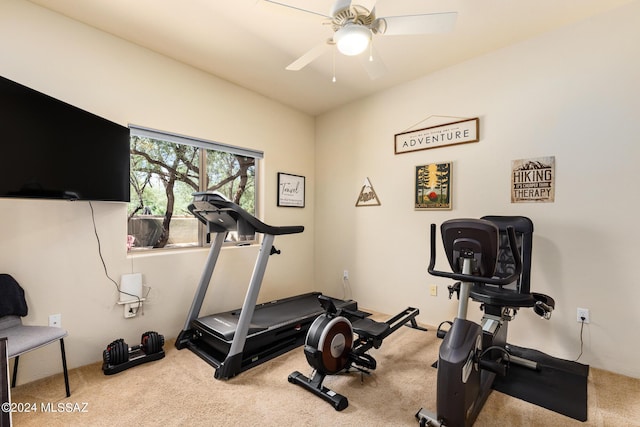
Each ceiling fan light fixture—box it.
[334,24,371,56]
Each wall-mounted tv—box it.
[0,75,130,202]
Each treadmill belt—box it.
[195,293,355,341]
[244,294,327,327]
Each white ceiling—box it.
[27,0,632,116]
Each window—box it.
[127,126,262,251]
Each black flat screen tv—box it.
[0,75,130,202]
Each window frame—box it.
[128,125,263,251]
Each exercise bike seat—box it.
[351,317,390,341]
[469,284,537,308]
[467,216,555,319]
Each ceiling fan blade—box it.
[374,12,457,35]
[359,45,387,80]
[286,42,330,71]
[262,0,330,18]
[351,0,377,14]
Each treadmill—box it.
[176,192,359,379]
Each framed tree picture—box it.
[277,172,305,207]
[415,162,452,210]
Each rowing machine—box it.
[289,295,426,410]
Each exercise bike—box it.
[416,217,554,427]
[289,295,425,411]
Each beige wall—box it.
[314,2,640,378]
[0,0,315,384]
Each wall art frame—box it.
[355,177,381,207]
[511,156,555,203]
[415,162,452,210]
[395,118,479,155]
[277,172,305,207]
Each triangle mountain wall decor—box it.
[356,177,381,207]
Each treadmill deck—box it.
[186,292,361,374]
[194,292,355,341]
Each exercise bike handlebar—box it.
[427,223,522,286]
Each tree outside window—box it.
[128,134,256,250]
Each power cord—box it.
[573,316,586,361]
[89,201,143,313]
[341,276,352,300]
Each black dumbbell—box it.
[141,331,164,355]
[103,338,129,366]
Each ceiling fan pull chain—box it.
[332,48,337,83]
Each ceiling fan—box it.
[264,0,457,80]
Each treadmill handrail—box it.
[190,192,304,236]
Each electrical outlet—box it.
[124,302,141,319]
[343,270,349,280]
[430,284,438,296]
[49,313,61,328]
[577,307,590,324]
